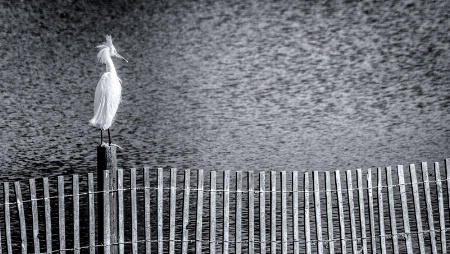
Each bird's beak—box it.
[115,53,128,63]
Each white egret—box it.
[90,35,128,145]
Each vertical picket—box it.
[103,171,111,254]
[73,175,80,254]
[144,167,152,253]
[248,171,255,254]
[157,168,164,254]
[335,170,346,254]
[305,172,311,254]
[130,168,138,254]
[4,183,12,254]
[434,162,446,253]
[386,167,399,254]
[117,168,124,254]
[377,167,386,254]
[14,182,27,254]
[144,167,152,254]
[346,170,357,254]
[196,169,204,254]
[422,162,437,254]
[88,173,95,254]
[270,171,277,254]
[29,179,40,254]
[236,171,243,254]
[313,171,323,254]
[410,164,425,254]
[210,171,217,254]
[356,169,367,254]
[292,172,299,254]
[445,159,450,252]
[223,170,230,254]
[281,171,287,254]
[182,169,191,254]
[169,168,177,254]
[397,165,413,254]
[366,169,376,254]
[58,176,66,254]
[259,172,266,254]
[325,172,334,254]
[43,178,52,254]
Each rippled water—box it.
[1,1,450,182]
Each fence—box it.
[0,159,449,253]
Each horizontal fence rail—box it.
[0,159,449,253]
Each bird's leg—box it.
[108,129,111,145]
[100,129,103,145]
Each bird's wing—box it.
[93,73,110,113]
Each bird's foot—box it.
[101,142,123,150]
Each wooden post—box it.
[97,144,118,254]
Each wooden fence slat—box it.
[248,171,255,254]
[73,175,80,254]
[88,173,95,254]
[270,171,277,254]
[445,159,450,252]
[346,170,357,254]
[103,171,111,254]
[281,171,287,254]
[4,182,12,254]
[130,168,138,254]
[366,169,376,254]
[117,168,124,254]
[292,172,299,254]
[0,185,2,254]
[109,165,118,254]
[446,159,450,235]
[356,169,367,254]
[196,169,204,254]
[169,168,177,254]
[422,162,438,254]
[14,182,27,254]
[158,168,164,254]
[223,170,230,254]
[397,165,413,254]
[259,172,266,254]
[377,167,386,254]
[43,178,52,254]
[304,172,311,254]
[58,176,66,254]
[434,162,446,253]
[325,172,334,254]
[410,164,425,254]
[236,171,243,254]
[386,166,399,254]
[182,169,191,254]
[29,178,40,254]
[313,171,323,254]
[144,167,152,254]
[210,171,216,254]
[335,170,346,254]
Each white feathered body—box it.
[90,71,122,130]
[90,35,126,131]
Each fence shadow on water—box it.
[1,159,450,253]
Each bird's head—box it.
[96,35,128,64]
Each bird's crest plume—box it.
[96,35,115,64]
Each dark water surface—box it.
[1,1,450,182]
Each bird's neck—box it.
[105,57,116,74]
